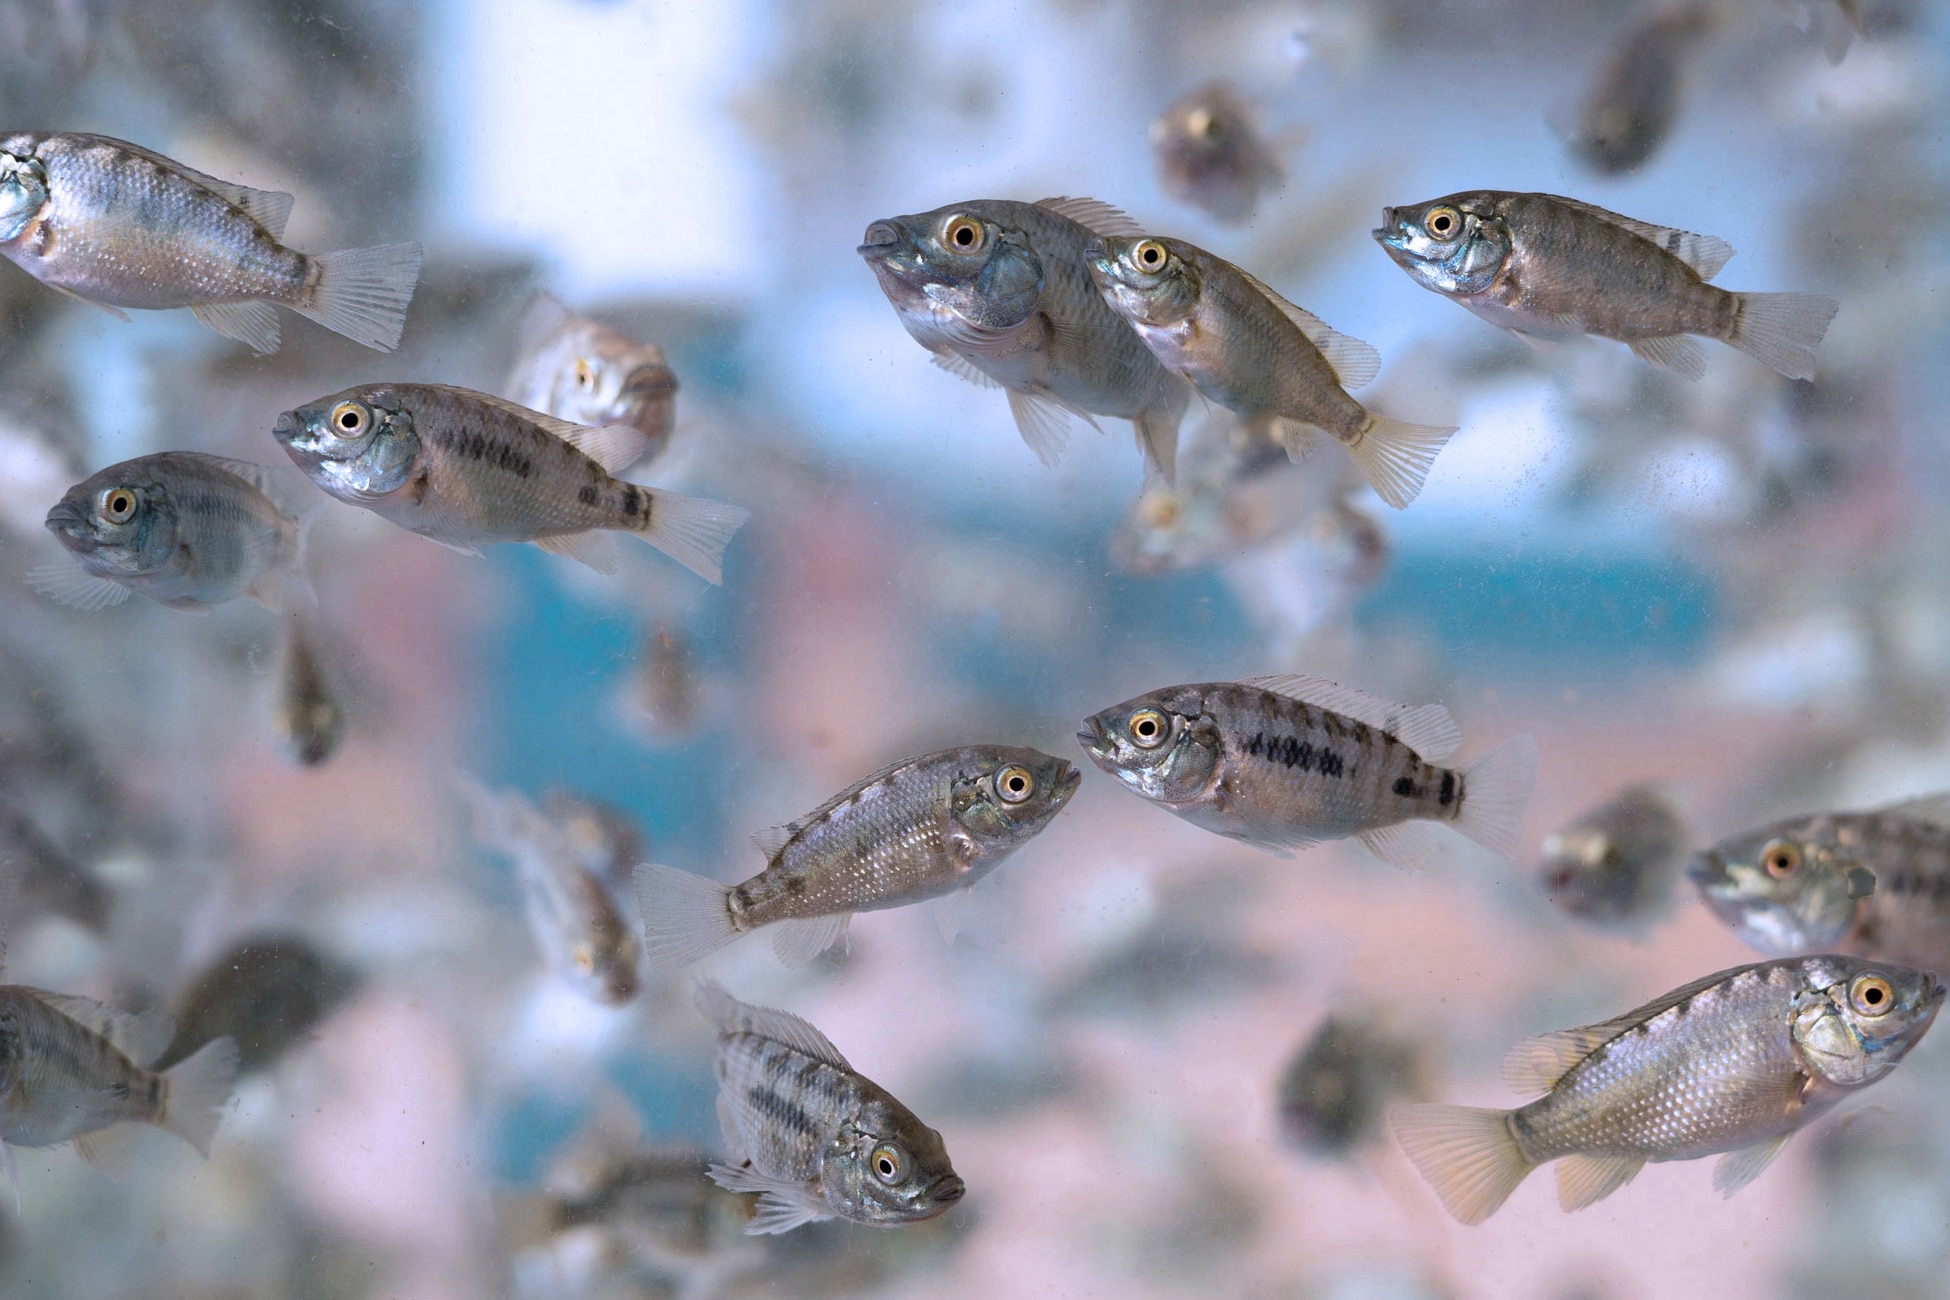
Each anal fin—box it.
[72,1125,134,1180]
[190,299,282,354]
[1713,1133,1792,1197]
[768,912,850,967]
[1355,820,1444,870]
[535,530,621,574]
[1628,334,1707,381]
[1555,1152,1642,1211]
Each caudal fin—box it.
[1344,413,1457,510]
[1453,733,1539,859]
[631,490,751,585]
[295,242,423,352]
[634,862,740,973]
[1392,1103,1535,1225]
[1726,292,1837,381]
[156,1036,240,1157]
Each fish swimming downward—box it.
[1149,81,1289,226]
[1077,676,1536,867]
[1394,956,1943,1223]
[270,608,346,766]
[637,746,1079,971]
[504,292,680,470]
[0,132,420,352]
[272,383,749,584]
[858,198,1192,480]
[1538,785,1688,930]
[698,980,964,1234]
[1560,2,1713,174]
[1373,191,1838,380]
[1086,234,1456,508]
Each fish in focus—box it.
[33,451,304,612]
[1373,191,1838,380]
[271,383,749,584]
[698,980,964,1233]
[158,934,360,1076]
[1691,794,1950,974]
[1150,81,1288,226]
[858,197,1192,479]
[1077,676,1536,867]
[637,746,1079,972]
[1538,785,1688,930]
[1561,3,1712,174]
[504,292,679,471]
[1394,956,1943,1223]
[271,610,346,767]
[0,131,420,352]
[1279,1015,1424,1157]
[1086,234,1457,508]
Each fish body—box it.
[1373,191,1837,380]
[1566,4,1712,173]
[0,131,419,352]
[1279,1015,1423,1157]
[541,790,644,896]
[271,383,749,584]
[1539,785,1687,929]
[626,622,702,736]
[857,197,1191,479]
[159,935,359,1076]
[272,611,345,766]
[1076,676,1535,866]
[637,746,1079,971]
[36,451,301,612]
[1150,81,1286,226]
[698,981,964,1233]
[505,292,679,469]
[1395,956,1943,1223]
[1085,234,1454,509]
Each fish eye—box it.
[329,400,372,439]
[1424,205,1462,239]
[1128,708,1170,749]
[1131,239,1169,273]
[573,359,596,391]
[99,488,137,525]
[1186,107,1214,138]
[571,943,595,973]
[870,1142,907,1184]
[1761,839,1802,879]
[942,215,986,254]
[1849,973,1895,1017]
[995,764,1036,804]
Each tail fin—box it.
[631,490,750,586]
[295,242,423,352]
[1344,413,1457,510]
[1392,1103,1535,1225]
[1726,292,1837,381]
[156,1036,240,1157]
[1453,733,1539,859]
[634,862,741,973]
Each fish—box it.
[1085,233,1456,509]
[1538,785,1688,930]
[271,610,345,767]
[1149,81,1288,226]
[1394,956,1943,1224]
[271,383,749,584]
[461,779,641,1006]
[1561,3,1713,174]
[158,934,360,1077]
[541,790,645,896]
[1690,793,1950,974]
[697,980,965,1233]
[1076,676,1536,867]
[537,1143,755,1266]
[858,197,1193,480]
[504,292,679,471]
[0,131,420,352]
[1278,1015,1424,1157]
[32,451,304,612]
[1373,191,1839,381]
[624,622,702,737]
[0,804,111,934]
[636,745,1079,971]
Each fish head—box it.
[858,205,1044,336]
[950,747,1082,853]
[1084,234,1201,328]
[44,465,177,580]
[1792,957,1944,1088]
[1538,824,1631,921]
[1077,687,1223,805]
[1373,194,1512,297]
[0,150,48,243]
[1688,816,1865,955]
[822,1097,964,1225]
[274,386,421,501]
[543,324,680,437]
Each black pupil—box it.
[111,494,128,513]
[340,410,358,428]
[1137,718,1155,736]
[879,1158,894,1174]
[1142,247,1159,265]
[1433,213,1451,233]
[1007,774,1025,792]
[1866,985,1884,1004]
[954,224,973,246]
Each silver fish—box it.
[0,131,419,352]
[858,197,1192,479]
[271,610,346,767]
[1077,676,1535,867]
[1538,785,1687,930]
[1086,233,1456,509]
[1149,81,1288,226]
[505,292,679,470]
[1394,956,1943,1223]
[34,451,302,612]
[271,383,749,584]
[637,745,1079,971]
[1373,191,1838,381]
[1278,1015,1425,1158]
[1563,3,1712,174]
[698,980,964,1234]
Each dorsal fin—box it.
[515,291,576,352]
[1501,964,1762,1095]
[750,824,796,859]
[1239,675,1461,761]
[1882,791,1950,829]
[179,452,297,514]
[75,137,295,239]
[1232,269,1382,389]
[1545,195,1736,280]
[694,980,851,1071]
[32,991,174,1068]
[1035,196,1143,238]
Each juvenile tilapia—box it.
[1394,956,1943,1223]
[1691,794,1950,974]
[34,451,304,612]
[542,789,644,896]
[271,383,749,584]
[159,934,359,1076]
[0,132,420,352]
[1374,191,1838,380]
[1279,1015,1425,1157]
[271,609,346,767]
[1539,785,1687,930]
[625,622,702,737]
[637,746,1078,971]
[698,980,964,1234]
[1077,676,1536,867]
[1563,3,1712,174]
[505,292,679,470]
[1150,81,1288,226]
[858,198,1192,479]
[1086,234,1456,509]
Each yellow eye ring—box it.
[870,1142,907,1184]
[573,358,597,391]
[1424,205,1462,239]
[1761,839,1802,879]
[1130,239,1169,273]
[995,764,1035,804]
[1849,973,1894,1017]
[942,215,986,254]
[99,488,137,525]
[329,400,372,440]
[1128,708,1169,749]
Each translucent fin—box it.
[293,241,423,352]
[26,563,133,611]
[630,489,750,586]
[1343,413,1457,510]
[934,889,969,946]
[1452,734,1539,859]
[1240,675,1460,758]
[706,1161,832,1234]
[34,993,174,1068]
[514,290,574,353]
[1033,196,1143,238]
[1234,268,1381,388]
[715,1094,748,1162]
[156,1036,239,1156]
[190,299,282,354]
[1727,293,1838,382]
[1555,1153,1643,1211]
[234,188,295,237]
[750,825,794,859]
[1882,791,1950,828]
[44,281,131,321]
[1217,803,1316,856]
[930,351,999,389]
[1392,1103,1535,1226]
[1277,418,1321,462]
[1133,389,1185,484]
[1007,389,1079,468]
[633,863,739,974]
[72,1126,134,1180]
[1503,1026,1615,1095]
[1356,820,1447,871]
[557,423,655,475]
[693,980,851,1070]
[769,912,850,968]
[1546,196,1736,278]
[535,530,621,575]
[1628,334,1707,380]
[1713,1133,1791,1196]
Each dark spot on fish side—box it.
[1393,777,1417,797]
[1439,772,1455,807]
[747,1084,817,1137]
[623,485,644,519]
[577,485,599,506]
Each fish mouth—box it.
[929,1175,966,1205]
[857,219,905,260]
[43,498,88,538]
[621,365,678,399]
[1054,762,1083,802]
[271,409,303,445]
[1075,716,1112,759]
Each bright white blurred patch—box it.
[1390,379,1573,536]
[0,418,74,536]
[510,977,635,1063]
[1705,612,1872,712]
